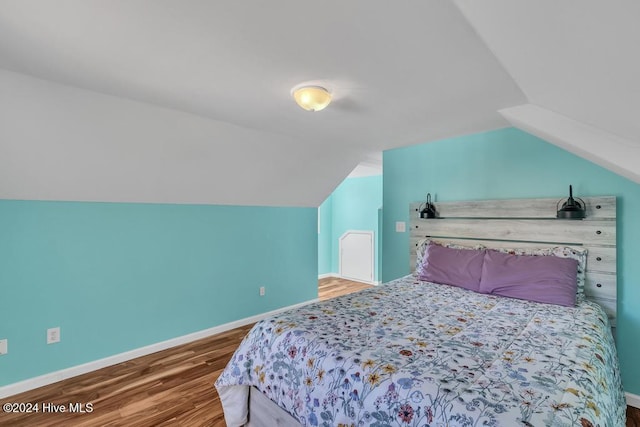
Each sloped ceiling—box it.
[455,0,640,183]
[0,1,637,207]
[0,1,524,206]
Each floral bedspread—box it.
[215,276,625,426]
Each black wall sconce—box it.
[556,185,586,219]
[419,193,438,219]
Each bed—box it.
[216,196,625,426]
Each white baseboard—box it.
[318,273,380,286]
[627,392,640,409]
[0,298,318,399]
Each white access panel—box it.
[339,231,374,284]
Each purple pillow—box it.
[419,244,485,292]
[479,250,578,306]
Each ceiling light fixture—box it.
[292,85,332,112]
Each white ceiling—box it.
[456,0,640,145]
[455,0,640,183]
[0,1,637,206]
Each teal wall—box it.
[382,127,640,395]
[318,196,333,276]
[318,175,383,282]
[0,201,318,387]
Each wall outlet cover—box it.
[47,327,61,344]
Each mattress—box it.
[215,275,625,426]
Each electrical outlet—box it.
[259,286,265,296]
[0,339,7,355]
[47,327,61,344]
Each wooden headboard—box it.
[409,196,617,326]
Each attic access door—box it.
[339,231,374,284]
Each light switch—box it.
[395,221,406,233]
[0,339,7,355]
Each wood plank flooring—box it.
[318,275,373,301]
[1,277,638,426]
[630,405,640,427]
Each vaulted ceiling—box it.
[456,0,640,184]
[0,1,637,206]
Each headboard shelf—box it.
[409,196,617,326]
[411,196,616,220]
[411,218,615,246]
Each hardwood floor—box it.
[1,277,637,426]
[629,406,640,427]
[318,275,373,301]
[0,277,371,427]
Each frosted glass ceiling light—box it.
[292,85,332,112]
